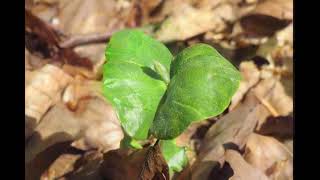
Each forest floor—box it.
[25,0,293,179]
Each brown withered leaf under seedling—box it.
[100,142,169,180]
[59,150,104,180]
[40,152,82,179]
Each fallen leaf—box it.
[229,61,260,110]
[183,73,291,179]
[56,0,127,36]
[243,133,293,177]
[239,0,292,37]
[25,9,94,69]
[276,23,293,47]
[155,3,236,42]
[253,78,293,128]
[26,142,82,180]
[185,84,271,180]
[25,103,82,163]
[25,64,73,139]
[40,153,82,180]
[225,150,269,180]
[25,97,123,163]
[62,76,104,110]
[60,150,104,180]
[100,142,169,180]
[256,24,293,97]
[266,158,293,180]
[251,0,292,20]
[283,139,293,153]
[257,115,293,140]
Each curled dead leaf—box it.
[225,150,269,180]
[257,116,293,140]
[243,133,293,179]
[185,72,292,179]
[252,0,292,20]
[230,61,260,110]
[239,0,292,37]
[62,76,104,110]
[155,3,236,42]
[25,64,73,138]
[25,97,123,163]
[253,78,293,128]
[61,150,104,180]
[40,153,82,180]
[187,86,271,179]
[57,0,126,35]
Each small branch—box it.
[59,32,114,48]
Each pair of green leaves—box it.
[103,29,240,140]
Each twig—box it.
[59,32,114,48]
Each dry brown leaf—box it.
[255,23,293,97]
[243,133,293,177]
[230,61,260,110]
[185,85,271,179]
[131,0,163,25]
[257,116,293,140]
[25,97,123,163]
[252,0,292,20]
[25,64,73,139]
[62,76,104,110]
[57,0,127,35]
[155,3,236,42]
[195,0,241,9]
[266,158,293,180]
[40,153,82,180]
[225,150,269,180]
[26,9,94,69]
[100,142,169,180]
[184,74,291,179]
[60,150,104,180]
[47,0,128,71]
[175,120,212,166]
[283,139,293,153]
[25,103,81,163]
[71,98,123,152]
[239,0,292,37]
[253,78,293,128]
[26,142,81,180]
[276,23,293,47]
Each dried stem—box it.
[59,32,114,48]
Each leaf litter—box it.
[25,0,293,179]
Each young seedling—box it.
[102,29,241,174]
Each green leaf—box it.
[151,44,241,139]
[103,29,240,140]
[103,29,173,140]
[160,140,188,174]
[105,29,172,70]
[120,134,143,149]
